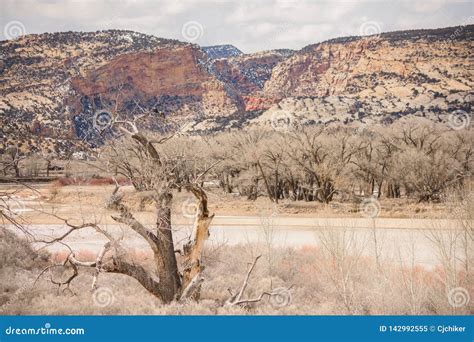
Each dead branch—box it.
[34,252,79,295]
[110,199,161,254]
[225,255,293,307]
[91,242,111,291]
[179,274,204,301]
[181,184,215,297]
[226,255,261,306]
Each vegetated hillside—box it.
[0,25,472,155]
[202,44,243,59]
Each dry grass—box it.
[1,229,471,315]
[1,185,471,315]
[0,228,49,312]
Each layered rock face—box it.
[211,49,293,94]
[70,45,243,139]
[210,50,294,111]
[0,26,472,154]
[0,30,192,154]
[257,27,473,127]
[0,31,248,153]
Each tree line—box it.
[104,117,472,203]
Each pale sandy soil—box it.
[2,183,454,225]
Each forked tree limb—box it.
[34,182,217,304]
[231,286,294,307]
[225,255,293,307]
[34,221,101,244]
[131,133,162,165]
[226,255,261,305]
[32,127,218,304]
[34,252,80,295]
[110,202,161,254]
[62,246,166,302]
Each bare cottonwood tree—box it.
[287,127,362,203]
[38,117,215,303]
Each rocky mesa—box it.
[255,26,472,127]
[0,31,250,154]
[0,25,472,154]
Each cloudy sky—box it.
[1,0,473,52]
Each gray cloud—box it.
[1,0,473,52]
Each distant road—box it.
[205,215,460,230]
[14,215,464,267]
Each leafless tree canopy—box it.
[195,118,472,203]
